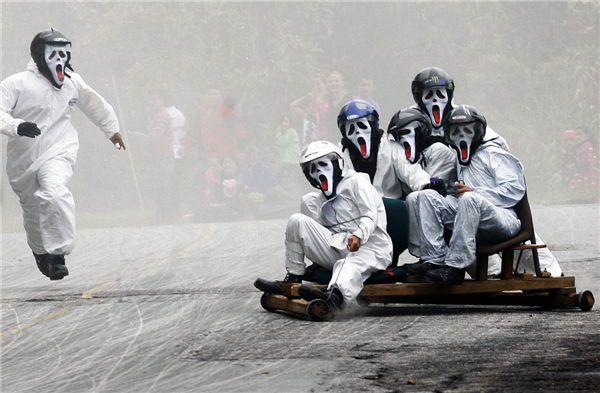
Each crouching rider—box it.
[254,141,393,311]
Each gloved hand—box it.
[425,177,447,197]
[17,122,41,138]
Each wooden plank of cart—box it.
[259,267,595,321]
[258,194,595,321]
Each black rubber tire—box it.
[260,293,277,312]
[577,290,595,312]
[307,299,333,321]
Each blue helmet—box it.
[337,100,379,131]
[337,100,381,161]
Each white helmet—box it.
[300,141,343,198]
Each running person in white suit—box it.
[0,28,124,280]
[254,141,393,310]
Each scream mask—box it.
[397,121,421,163]
[343,118,373,159]
[421,87,449,130]
[307,154,341,198]
[444,105,487,165]
[44,44,71,88]
[388,107,433,165]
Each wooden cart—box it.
[258,194,595,321]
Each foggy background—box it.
[2,1,599,232]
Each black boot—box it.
[48,255,69,281]
[33,253,51,277]
[254,273,302,295]
[424,266,465,285]
[298,284,344,310]
[404,261,438,276]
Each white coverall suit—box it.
[417,144,524,269]
[285,171,393,303]
[405,142,458,257]
[1,60,119,256]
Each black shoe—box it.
[48,255,69,281]
[254,273,302,295]
[424,266,465,285]
[298,284,344,310]
[33,253,51,277]
[404,261,437,276]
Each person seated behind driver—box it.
[416,105,525,285]
[254,141,393,310]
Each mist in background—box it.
[2,1,598,232]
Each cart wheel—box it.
[307,299,333,321]
[577,290,595,312]
[260,293,277,312]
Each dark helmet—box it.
[443,105,487,165]
[30,28,73,85]
[387,107,433,163]
[411,67,455,109]
[337,99,379,132]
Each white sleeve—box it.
[476,151,525,208]
[425,143,457,184]
[350,175,380,242]
[0,78,23,137]
[392,143,431,191]
[300,192,324,222]
[71,74,120,138]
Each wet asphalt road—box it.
[1,203,598,392]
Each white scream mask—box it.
[421,87,448,129]
[44,44,71,87]
[309,156,337,198]
[448,123,478,165]
[398,121,420,164]
[344,118,372,158]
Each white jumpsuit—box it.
[285,171,393,303]
[417,144,524,269]
[1,60,119,255]
[405,142,458,257]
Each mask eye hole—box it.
[424,90,433,100]
[357,121,368,130]
[48,51,56,60]
[399,129,411,136]
[436,90,446,99]
[318,161,328,167]
[347,124,355,136]
[310,163,317,174]
[58,51,66,58]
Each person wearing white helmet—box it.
[0,28,124,280]
[254,140,393,311]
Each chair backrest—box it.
[476,189,535,256]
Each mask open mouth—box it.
[319,174,329,191]
[433,105,441,124]
[460,141,469,161]
[358,137,368,157]
[403,142,411,160]
[56,64,64,82]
